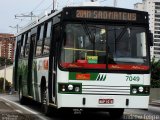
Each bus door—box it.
[49,25,60,103]
[27,28,37,96]
[14,36,21,90]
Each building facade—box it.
[134,0,160,60]
[0,65,13,83]
[0,33,15,62]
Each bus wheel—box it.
[109,108,124,119]
[41,87,51,116]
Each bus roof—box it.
[16,6,148,36]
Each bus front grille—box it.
[82,85,130,95]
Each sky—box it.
[0,0,142,34]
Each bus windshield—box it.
[60,23,149,70]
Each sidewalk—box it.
[150,100,160,106]
[0,91,17,95]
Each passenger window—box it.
[16,36,22,59]
[17,36,21,59]
[20,34,26,58]
[25,32,31,57]
[43,21,52,55]
[36,25,44,56]
[31,34,37,56]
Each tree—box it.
[0,77,11,92]
[0,57,5,66]
[0,57,13,66]
[151,57,160,88]
[6,59,13,65]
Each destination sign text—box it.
[76,10,137,21]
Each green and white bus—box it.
[13,4,151,118]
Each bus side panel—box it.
[18,59,28,96]
[31,59,39,101]
[32,57,49,103]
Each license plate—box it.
[99,99,114,104]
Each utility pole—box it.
[3,58,6,92]
[3,39,7,92]
[9,24,21,33]
[31,12,33,20]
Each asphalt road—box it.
[0,94,160,120]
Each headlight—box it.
[68,84,74,91]
[138,86,144,92]
[130,85,150,95]
[58,83,82,94]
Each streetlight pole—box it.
[16,24,19,33]
[3,40,7,92]
[3,58,6,92]
[31,12,33,20]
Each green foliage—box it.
[151,57,160,88]
[0,57,5,66]
[0,57,13,66]
[0,77,11,92]
[6,59,13,65]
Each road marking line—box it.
[0,97,37,114]
[0,97,47,120]
[5,102,11,106]
[15,109,23,114]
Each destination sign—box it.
[76,10,137,21]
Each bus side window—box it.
[36,25,44,56]
[24,32,31,57]
[43,21,52,55]
[20,34,26,58]
[31,34,37,56]
[16,35,22,59]
[17,41,21,59]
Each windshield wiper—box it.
[82,22,96,54]
[114,25,130,53]
[115,25,129,42]
[82,22,93,42]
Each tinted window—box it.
[25,32,31,57]
[20,34,26,58]
[43,21,52,55]
[36,25,44,56]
